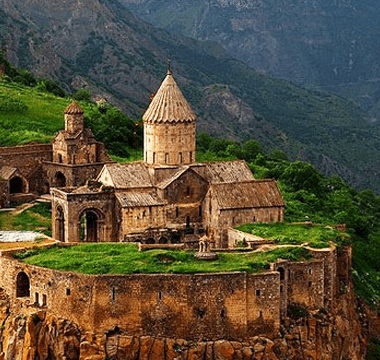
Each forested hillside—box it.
[1,0,380,192]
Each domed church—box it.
[51,69,284,248]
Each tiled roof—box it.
[212,179,284,210]
[142,70,196,124]
[64,101,84,114]
[116,191,165,207]
[0,166,17,180]
[102,162,153,188]
[156,166,190,189]
[193,160,254,184]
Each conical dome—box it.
[64,101,84,115]
[143,70,196,124]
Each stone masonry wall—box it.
[0,144,52,193]
[0,255,283,341]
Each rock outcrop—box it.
[0,282,368,360]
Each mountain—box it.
[121,0,380,120]
[1,0,380,191]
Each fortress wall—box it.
[92,272,249,340]
[0,144,52,193]
[246,272,280,337]
[287,260,325,309]
[309,247,337,308]
[0,250,336,341]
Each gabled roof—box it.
[156,166,205,189]
[193,160,254,184]
[99,162,153,189]
[116,191,165,208]
[54,128,97,142]
[211,179,284,210]
[64,101,84,114]
[0,166,17,181]
[142,69,196,124]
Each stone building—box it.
[0,101,110,207]
[51,70,285,247]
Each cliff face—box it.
[0,283,367,360]
[121,0,380,119]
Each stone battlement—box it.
[0,244,349,341]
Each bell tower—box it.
[143,68,196,166]
[64,101,84,134]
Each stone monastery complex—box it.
[0,69,352,342]
[0,68,285,249]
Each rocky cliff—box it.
[121,0,380,119]
[0,282,367,360]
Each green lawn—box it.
[17,243,312,275]
[235,222,350,249]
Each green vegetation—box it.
[0,203,52,236]
[18,243,311,275]
[196,133,380,313]
[236,222,350,249]
[0,51,142,157]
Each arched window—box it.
[277,267,285,281]
[178,152,182,163]
[55,206,65,242]
[165,153,169,164]
[10,176,25,194]
[16,272,30,298]
[55,172,66,187]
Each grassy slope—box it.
[0,81,92,146]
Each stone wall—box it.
[44,162,106,187]
[227,228,275,248]
[51,189,116,242]
[144,122,196,165]
[0,254,282,340]
[0,144,53,194]
[209,206,284,248]
[0,246,345,342]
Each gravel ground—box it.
[0,231,43,242]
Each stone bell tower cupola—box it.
[143,68,197,166]
[64,101,84,134]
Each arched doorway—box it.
[55,172,66,187]
[55,206,65,242]
[80,210,100,242]
[10,176,25,194]
[16,272,30,298]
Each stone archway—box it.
[55,206,65,242]
[10,176,25,194]
[55,172,66,187]
[16,271,30,298]
[79,209,103,242]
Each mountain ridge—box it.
[1,0,380,191]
